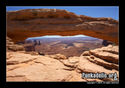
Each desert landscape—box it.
[6,8,119,82]
[24,35,104,57]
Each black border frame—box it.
[0,0,120,88]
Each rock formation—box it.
[6,37,119,82]
[102,40,114,46]
[7,9,118,44]
[6,36,25,51]
[6,9,119,82]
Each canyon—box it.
[24,36,103,57]
[6,9,119,82]
[6,36,119,82]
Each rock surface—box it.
[81,45,119,70]
[7,44,119,82]
[6,36,25,51]
[102,40,114,46]
[7,9,118,44]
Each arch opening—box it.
[23,35,114,57]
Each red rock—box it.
[7,9,118,44]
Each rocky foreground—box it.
[6,37,119,82]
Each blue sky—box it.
[6,6,119,20]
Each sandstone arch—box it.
[6,9,119,44]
